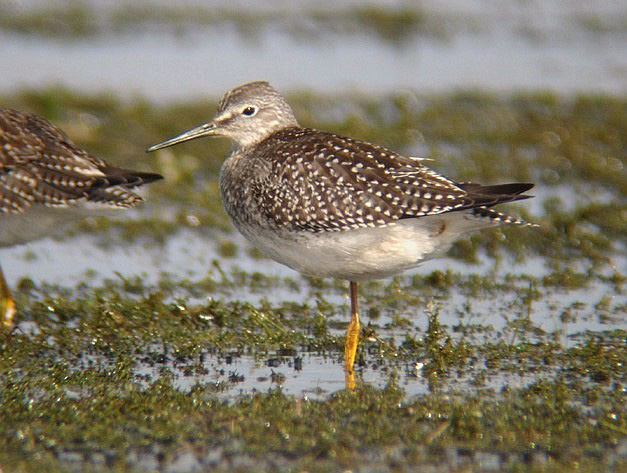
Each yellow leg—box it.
[0,263,16,330]
[344,281,360,390]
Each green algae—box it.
[0,281,624,472]
[2,256,625,471]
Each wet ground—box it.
[0,2,626,472]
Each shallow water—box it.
[6,222,623,339]
[1,1,626,100]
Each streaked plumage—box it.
[147,81,535,387]
[0,108,163,327]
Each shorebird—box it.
[147,81,534,387]
[0,108,163,329]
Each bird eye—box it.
[242,106,257,116]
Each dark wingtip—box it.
[498,182,534,202]
[515,182,535,193]
[134,172,164,185]
[481,182,535,195]
[94,170,164,189]
[457,181,536,208]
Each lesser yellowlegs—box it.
[147,81,534,386]
[0,108,163,328]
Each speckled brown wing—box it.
[252,127,533,233]
[0,108,162,214]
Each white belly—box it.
[237,211,499,281]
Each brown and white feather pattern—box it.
[221,127,533,233]
[0,108,161,214]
